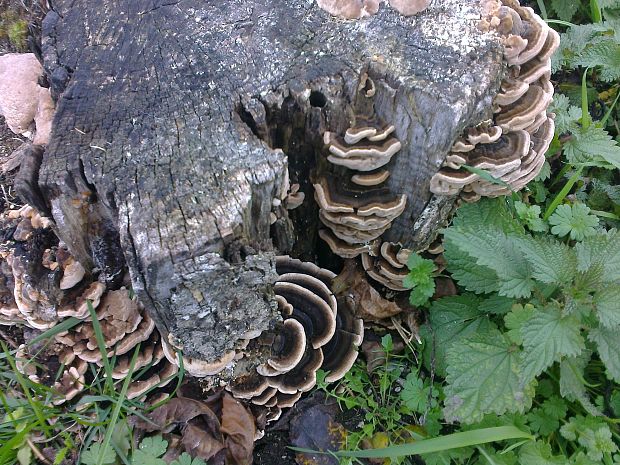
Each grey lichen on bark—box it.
[33,0,505,364]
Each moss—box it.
[0,10,29,52]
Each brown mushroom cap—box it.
[275,255,336,286]
[264,318,307,372]
[361,253,409,291]
[266,345,324,394]
[324,132,402,171]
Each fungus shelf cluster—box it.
[229,256,363,422]
[430,0,559,199]
[314,76,417,291]
[0,205,177,404]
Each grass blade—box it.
[292,426,533,459]
[543,166,584,220]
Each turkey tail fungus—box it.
[0,0,558,413]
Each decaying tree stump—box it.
[21,0,504,363]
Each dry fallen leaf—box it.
[221,393,255,465]
[131,393,256,464]
[290,405,346,465]
[332,260,402,321]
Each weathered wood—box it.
[34,0,504,362]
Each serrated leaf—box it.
[81,444,117,465]
[171,453,207,465]
[560,352,602,416]
[549,204,599,241]
[575,230,620,281]
[504,304,535,345]
[588,326,620,382]
[518,441,567,465]
[409,279,435,306]
[450,198,523,233]
[131,450,167,465]
[443,329,528,424]
[444,228,534,298]
[139,436,168,458]
[520,306,585,383]
[592,287,620,328]
[574,39,620,82]
[479,294,514,315]
[421,295,495,377]
[550,0,580,21]
[518,236,577,285]
[444,241,500,294]
[564,124,620,170]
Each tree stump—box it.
[25,0,504,363]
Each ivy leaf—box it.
[518,236,577,285]
[588,326,620,382]
[443,329,529,424]
[520,305,585,383]
[549,204,599,241]
[81,444,117,465]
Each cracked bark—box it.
[30,0,504,363]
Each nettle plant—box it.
[420,197,620,464]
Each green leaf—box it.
[518,236,577,285]
[131,450,166,465]
[421,295,494,377]
[550,0,580,21]
[520,306,585,382]
[563,123,620,169]
[574,39,620,82]
[593,287,620,328]
[514,201,548,232]
[81,444,117,465]
[527,407,559,436]
[16,445,31,465]
[409,279,435,306]
[549,204,599,241]
[139,436,167,458]
[518,440,566,465]
[407,253,436,276]
[479,294,514,315]
[576,230,620,280]
[400,373,437,413]
[504,304,535,345]
[588,326,620,382]
[443,228,534,298]
[444,329,529,424]
[560,352,602,416]
[171,454,207,465]
[444,242,500,294]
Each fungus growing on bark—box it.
[431,0,558,199]
[324,131,402,171]
[228,257,362,416]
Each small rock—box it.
[0,53,43,135]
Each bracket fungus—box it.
[228,256,363,416]
[431,0,559,199]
